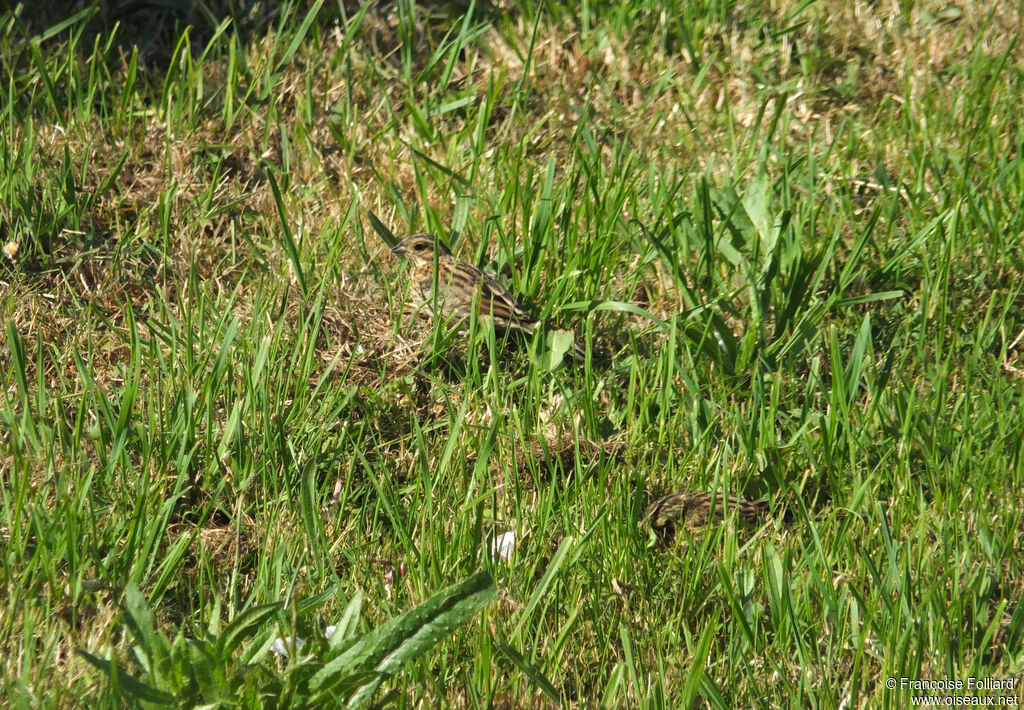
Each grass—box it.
[1,0,1023,706]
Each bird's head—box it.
[391,233,451,267]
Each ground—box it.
[1,1,1023,707]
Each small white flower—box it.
[487,531,516,562]
[2,241,17,260]
[269,636,306,658]
[270,624,340,657]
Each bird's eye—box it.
[413,242,428,251]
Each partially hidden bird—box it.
[391,233,590,361]
[647,491,772,540]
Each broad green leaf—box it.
[542,328,575,370]
[741,174,773,252]
[309,570,496,704]
[76,650,176,706]
[216,602,282,658]
[328,592,364,650]
[121,584,171,682]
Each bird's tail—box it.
[571,337,611,363]
[572,337,587,362]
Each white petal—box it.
[490,531,516,562]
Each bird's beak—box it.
[390,243,405,254]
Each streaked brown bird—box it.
[647,491,772,540]
[391,233,589,361]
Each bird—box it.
[646,491,772,540]
[391,233,590,361]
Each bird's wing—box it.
[482,273,538,326]
[451,262,538,328]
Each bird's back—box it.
[413,256,538,331]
